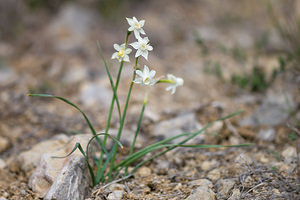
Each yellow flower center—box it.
[118,49,125,58]
[134,22,140,29]
[144,76,150,84]
[140,43,147,51]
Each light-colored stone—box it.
[79,81,112,109]
[44,154,91,200]
[215,179,236,199]
[207,168,221,182]
[186,185,215,200]
[107,190,123,200]
[63,65,89,84]
[28,134,96,199]
[153,112,203,144]
[201,160,218,171]
[17,134,69,172]
[0,136,9,153]
[136,166,152,177]
[228,188,241,200]
[188,179,213,188]
[240,92,297,126]
[0,158,6,169]
[0,67,17,86]
[258,128,276,142]
[46,3,97,52]
[281,146,297,163]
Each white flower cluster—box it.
[111,16,183,94]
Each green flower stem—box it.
[97,31,131,172]
[107,57,138,181]
[125,89,149,175]
[103,30,132,146]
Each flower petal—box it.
[130,42,140,49]
[125,48,132,54]
[135,49,143,58]
[123,55,130,62]
[113,44,121,51]
[126,17,134,26]
[149,70,156,78]
[139,20,145,27]
[111,52,118,59]
[143,65,149,75]
[140,28,146,35]
[136,70,144,78]
[147,45,153,51]
[141,50,148,60]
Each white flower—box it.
[133,65,156,86]
[126,16,146,39]
[130,37,153,60]
[165,74,184,94]
[111,43,132,62]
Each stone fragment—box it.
[200,160,218,171]
[186,185,215,200]
[153,112,203,144]
[79,81,112,109]
[0,158,6,169]
[207,168,221,182]
[228,188,241,200]
[215,179,236,199]
[17,134,69,172]
[258,128,276,142]
[188,179,213,188]
[43,154,91,200]
[0,136,9,153]
[107,191,124,200]
[28,134,96,199]
[136,166,152,177]
[281,146,297,163]
[240,92,297,126]
[0,67,17,86]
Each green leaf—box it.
[27,94,108,155]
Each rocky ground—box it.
[0,0,300,199]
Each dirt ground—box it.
[0,0,300,199]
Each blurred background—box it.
[0,0,300,198]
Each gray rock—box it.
[228,188,241,200]
[153,112,203,144]
[258,128,276,142]
[215,179,236,199]
[28,134,96,199]
[107,190,124,200]
[0,158,6,169]
[0,136,9,153]
[17,134,69,172]
[62,65,89,84]
[188,179,213,188]
[44,154,90,200]
[79,81,112,109]
[46,3,97,52]
[0,67,17,86]
[186,185,215,200]
[281,146,297,163]
[240,92,297,126]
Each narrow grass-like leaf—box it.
[27,94,108,155]
[86,132,123,162]
[113,110,244,175]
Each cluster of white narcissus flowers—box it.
[111,16,184,94]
